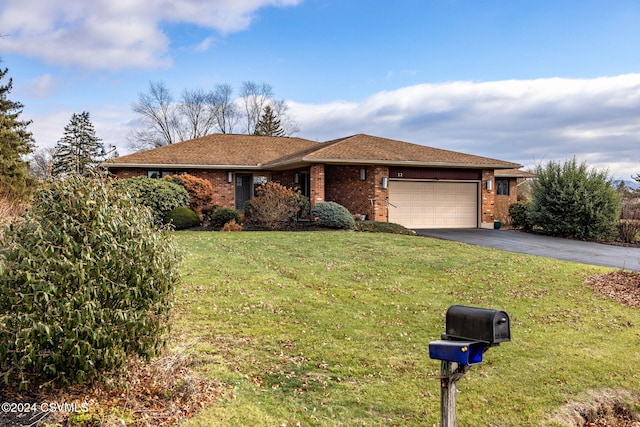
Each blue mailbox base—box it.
[429,340,486,365]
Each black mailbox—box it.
[442,305,510,346]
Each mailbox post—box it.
[429,305,510,427]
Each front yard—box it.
[170,231,640,426]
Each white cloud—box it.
[0,0,302,69]
[291,74,640,179]
[27,74,56,98]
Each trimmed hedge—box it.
[312,202,355,229]
[113,176,189,224]
[0,176,180,388]
[165,206,201,230]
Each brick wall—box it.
[310,164,325,207]
[494,178,518,225]
[325,165,380,219]
[481,169,496,227]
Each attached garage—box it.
[387,180,479,229]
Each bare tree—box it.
[211,83,239,134]
[272,98,300,136]
[129,80,299,149]
[239,81,274,135]
[131,81,179,148]
[27,146,55,180]
[178,88,217,140]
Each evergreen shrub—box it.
[0,176,180,388]
[165,206,201,230]
[211,206,241,229]
[508,201,533,231]
[113,176,189,224]
[312,202,355,229]
[529,158,621,240]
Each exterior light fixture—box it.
[294,173,299,184]
[486,180,493,191]
[381,177,388,189]
[360,168,366,180]
[227,171,233,183]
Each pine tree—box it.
[254,105,285,137]
[0,62,34,198]
[52,111,105,177]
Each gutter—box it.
[101,163,263,170]
[266,157,522,169]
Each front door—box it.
[235,174,253,210]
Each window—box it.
[496,179,510,196]
[147,170,187,178]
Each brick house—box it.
[104,133,529,229]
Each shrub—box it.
[165,206,201,230]
[221,219,243,232]
[0,176,180,388]
[245,182,307,230]
[211,206,242,229]
[618,200,640,243]
[508,201,533,231]
[529,158,621,241]
[113,176,189,224]
[312,201,355,229]
[353,220,415,235]
[163,174,214,217]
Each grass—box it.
[170,231,640,426]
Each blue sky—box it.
[1,0,639,179]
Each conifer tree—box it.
[254,105,285,137]
[52,111,105,177]
[0,62,34,197]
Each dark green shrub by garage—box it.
[508,201,533,231]
[165,206,201,230]
[312,201,355,229]
[0,176,180,388]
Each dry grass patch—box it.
[588,271,640,308]
[0,350,226,427]
[550,389,640,426]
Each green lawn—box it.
[170,231,639,426]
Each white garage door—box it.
[388,181,478,229]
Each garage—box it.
[387,181,479,229]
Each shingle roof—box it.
[494,169,537,178]
[104,134,320,168]
[105,133,522,170]
[267,134,520,169]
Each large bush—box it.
[163,174,214,216]
[245,182,307,230]
[113,176,189,223]
[312,201,355,229]
[529,158,621,240]
[165,206,201,230]
[0,177,180,388]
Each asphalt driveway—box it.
[414,228,640,271]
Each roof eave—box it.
[299,158,523,169]
[101,162,263,170]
